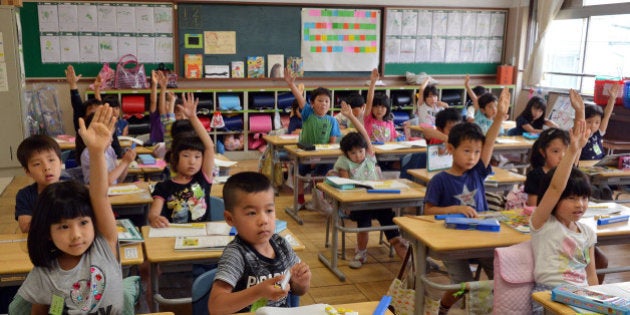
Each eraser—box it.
[279,272,291,290]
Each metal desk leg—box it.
[284,156,303,224]
[413,239,427,315]
[151,263,160,312]
[318,199,346,281]
[268,143,279,195]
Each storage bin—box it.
[594,77,623,106]
[121,95,146,114]
[624,80,630,109]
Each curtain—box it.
[523,0,564,86]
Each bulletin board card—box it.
[177,4,380,78]
[21,2,174,78]
[383,8,508,75]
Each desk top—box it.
[531,291,575,315]
[109,181,154,206]
[237,301,393,315]
[0,233,144,275]
[127,158,167,174]
[394,215,530,252]
[578,160,630,179]
[262,134,299,146]
[317,179,425,203]
[407,167,526,184]
[494,136,535,150]
[57,138,134,151]
[142,226,305,264]
[284,145,342,158]
[373,143,426,155]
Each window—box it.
[540,8,630,94]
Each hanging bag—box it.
[91,63,115,90]
[115,54,148,89]
[387,246,416,315]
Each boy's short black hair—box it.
[537,167,591,211]
[340,132,368,157]
[585,104,604,120]
[102,95,120,108]
[346,93,365,108]
[223,172,272,212]
[472,85,488,96]
[83,98,103,109]
[435,108,462,131]
[448,122,485,148]
[171,119,194,139]
[477,93,498,110]
[423,84,438,101]
[17,135,62,169]
[309,87,332,104]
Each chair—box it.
[209,196,225,221]
[191,268,217,315]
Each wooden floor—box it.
[2,160,630,314]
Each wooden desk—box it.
[578,160,630,187]
[142,226,304,311]
[238,301,394,314]
[373,142,427,162]
[109,181,154,225]
[56,138,134,151]
[284,144,343,224]
[317,179,426,281]
[494,136,534,155]
[0,233,144,287]
[407,167,526,193]
[262,135,299,191]
[532,291,576,315]
[127,158,167,181]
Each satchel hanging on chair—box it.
[387,246,416,315]
[114,54,148,89]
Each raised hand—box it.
[283,67,295,85]
[496,87,510,118]
[340,101,353,118]
[151,70,158,86]
[65,65,82,89]
[607,83,620,100]
[157,70,168,89]
[177,92,199,119]
[570,120,590,151]
[464,74,470,88]
[370,68,379,83]
[78,105,116,153]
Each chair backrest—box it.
[192,268,217,315]
[209,196,225,221]
[493,240,534,315]
[507,127,519,136]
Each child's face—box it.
[351,105,364,118]
[448,139,482,172]
[542,138,568,169]
[112,106,121,117]
[372,105,388,120]
[175,107,186,120]
[481,101,498,119]
[50,216,95,258]
[531,107,544,121]
[425,93,438,106]
[442,121,459,136]
[26,149,62,188]
[312,95,331,116]
[346,146,367,164]
[176,149,203,177]
[585,115,601,136]
[555,195,588,226]
[224,188,276,248]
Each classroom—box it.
[1,0,630,314]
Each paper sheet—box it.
[153,6,173,33]
[135,6,155,33]
[155,36,173,63]
[0,63,8,92]
[401,10,418,36]
[79,35,99,62]
[77,4,98,32]
[136,36,155,63]
[117,35,137,57]
[57,4,78,32]
[38,4,59,32]
[97,5,116,33]
[40,35,61,63]
[386,10,402,36]
[98,35,118,63]
[59,35,80,63]
[115,5,136,33]
[108,184,143,196]
[215,158,237,168]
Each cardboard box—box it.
[1,0,23,6]
[496,65,514,85]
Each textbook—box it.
[551,284,630,315]
[148,222,235,238]
[116,219,143,244]
[174,235,234,251]
[108,184,144,196]
[324,176,408,191]
[444,217,501,232]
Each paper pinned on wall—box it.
[40,35,61,63]
[98,35,117,63]
[136,36,155,63]
[401,11,417,36]
[77,3,98,33]
[38,4,59,32]
[116,5,136,33]
[204,31,236,54]
[79,34,99,62]
[57,3,78,32]
[59,35,80,63]
[97,4,116,33]
[153,5,173,33]
[135,5,155,34]
[155,36,173,63]
[117,35,137,57]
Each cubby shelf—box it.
[87,83,515,160]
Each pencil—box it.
[405,215,436,223]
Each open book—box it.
[174,235,234,251]
[148,222,235,238]
[108,184,144,196]
[116,219,143,244]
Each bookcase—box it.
[87,83,515,160]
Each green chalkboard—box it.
[177,4,373,78]
[20,2,172,79]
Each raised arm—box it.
[481,87,509,167]
[180,92,215,181]
[531,120,590,230]
[158,70,169,115]
[340,101,373,155]
[416,77,430,112]
[464,74,479,111]
[78,105,118,254]
[569,89,585,123]
[93,75,102,101]
[600,83,619,134]
[284,67,306,109]
[149,70,158,114]
[364,68,379,118]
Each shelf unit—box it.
[87,84,515,160]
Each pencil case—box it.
[137,154,156,165]
[298,142,315,151]
[444,217,501,232]
[522,132,539,140]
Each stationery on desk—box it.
[174,235,234,251]
[324,176,407,193]
[116,218,144,244]
[148,222,235,238]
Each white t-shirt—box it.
[415,102,443,126]
[531,215,596,287]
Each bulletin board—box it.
[177,4,380,78]
[383,8,508,75]
[21,2,174,79]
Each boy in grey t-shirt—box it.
[208,172,311,314]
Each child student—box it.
[283,67,341,206]
[209,172,311,314]
[148,92,216,228]
[364,68,397,142]
[14,135,63,233]
[287,100,303,134]
[472,93,505,136]
[424,88,510,315]
[513,96,558,135]
[530,120,597,313]
[415,76,449,126]
[581,83,619,160]
[15,105,124,313]
[525,128,571,206]
[76,113,136,185]
[335,93,365,130]
[463,74,488,123]
[335,102,408,268]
